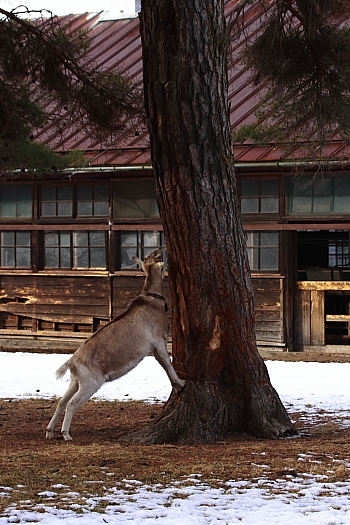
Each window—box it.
[240,179,279,214]
[286,174,350,215]
[41,186,73,217]
[329,238,349,267]
[40,184,109,218]
[246,231,279,271]
[298,230,350,269]
[113,180,159,219]
[119,230,165,269]
[44,231,106,269]
[0,185,33,219]
[0,231,31,268]
[77,185,109,217]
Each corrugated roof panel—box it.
[33,2,350,166]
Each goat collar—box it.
[145,292,169,312]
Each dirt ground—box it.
[1,349,350,514]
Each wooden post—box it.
[310,290,325,346]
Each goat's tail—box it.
[55,359,71,380]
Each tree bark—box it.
[123,0,297,444]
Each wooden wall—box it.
[0,275,110,337]
[252,277,285,349]
[0,274,287,349]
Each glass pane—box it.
[41,203,56,216]
[260,197,279,213]
[42,187,56,200]
[247,247,259,270]
[241,180,259,196]
[333,195,350,213]
[291,197,312,214]
[60,232,71,247]
[57,186,72,200]
[1,232,14,246]
[90,248,106,268]
[0,185,32,219]
[121,232,138,246]
[77,186,92,200]
[313,197,331,214]
[17,186,33,218]
[77,201,93,216]
[60,248,71,268]
[1,247,14,267]
[17,231,30,246]
[45,248,59,267]
[94,201,109,216]
[292,178,313,197]
[261,179,279,195]
[57,202,72,216]
[260,247,278,270]
[260,232,278,246]
[74,232,88,246]
[95,185,109,199]
[245,231,260,247]
[16,248,30,267]
[313,179,332,214]
[121,247,137,269]
[0,201,16,217]
[74,247,89,268]
[143,231,160,247]
[45,232,58,247]
[241,197,259,213]
[113,180,159,219]
[90,231,105,246]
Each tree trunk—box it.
[124,0,297,444]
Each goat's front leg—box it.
[153,342,186,391]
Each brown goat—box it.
[46,248,185,441]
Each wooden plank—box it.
[0,296,108,306]
[310,290,325,346]
[298,281,350,291]
[0,304,109,317]
[255,310,281,322]
[0,329,88,338]
[255,321,283,332]
[326,315,350,321]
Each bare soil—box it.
[1,350,350,514]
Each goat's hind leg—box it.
[153,343,186,391]
[60,377,103,441]
[46,377,79,438]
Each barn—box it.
[1,1,350,353]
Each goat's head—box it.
[132,248,165,277]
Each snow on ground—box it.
[1,352,350,524]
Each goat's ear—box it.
[132,255,144,270]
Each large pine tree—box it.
[122,0,297,444]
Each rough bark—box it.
[123,0,297,444]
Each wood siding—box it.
[252,277,285,348]
[0,273,287,349]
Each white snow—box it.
[1,351,350,524]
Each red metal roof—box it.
[35,4,350,167]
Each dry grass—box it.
[1,398,350,515]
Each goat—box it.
[46,248,185,441]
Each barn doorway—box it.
[297,230,350,345]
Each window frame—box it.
[239,178,280,216]
[0,230,32,269]
[43,230,108,270]
[245,230,280,272]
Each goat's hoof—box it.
[45,429,54,439]
[61,432,73,441]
